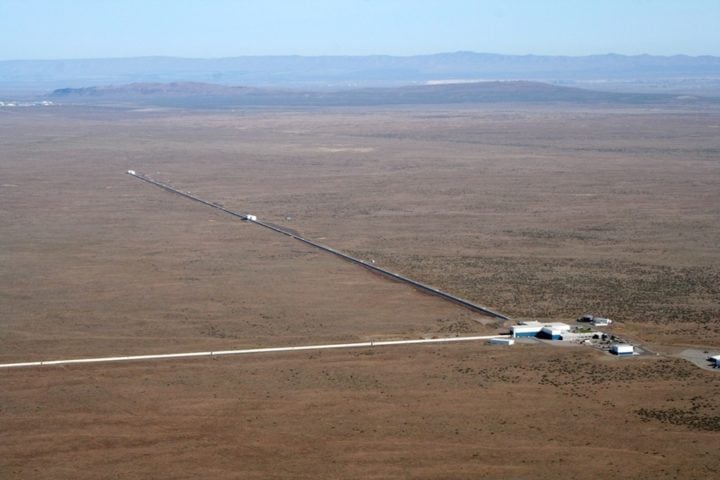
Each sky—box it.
[1,0,719,60]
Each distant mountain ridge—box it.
[3,52,720,93]
[48,80,715,108]
[51,82,258,96]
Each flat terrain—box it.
[2,346,719,479]
[1,104,719,478]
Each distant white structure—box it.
[592,317,613,326]
[245,214,257,221]
[127,170,136,175]
[489,337,515,346]
[610,344,634,356]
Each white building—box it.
[610,344,634,355]
[510,322,544,338]
[592,317,613,326]
[540,325,569,340]
[511,321,571,339]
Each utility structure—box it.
[126,170,509,320]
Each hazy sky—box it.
[1,0,718,60]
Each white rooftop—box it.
[517,321,569,328]
[546,322,571,329]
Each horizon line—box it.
[2,51,720,63]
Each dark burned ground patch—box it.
[636,407,720,432]
[637,395,720,432]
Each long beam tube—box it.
[0,335,508,369]
[126,170,509,320]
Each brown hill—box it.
[49,80,713,108]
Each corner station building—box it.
[510,321,571,340]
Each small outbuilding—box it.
[489,337,515,346]
[592,317,613,326]
[610,344,634,356]
[710,355,720,368]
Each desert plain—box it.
[1,103,719,478]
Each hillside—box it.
[3,52,720,94]
[47,80,711,107]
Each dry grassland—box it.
[1,104,719,478]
